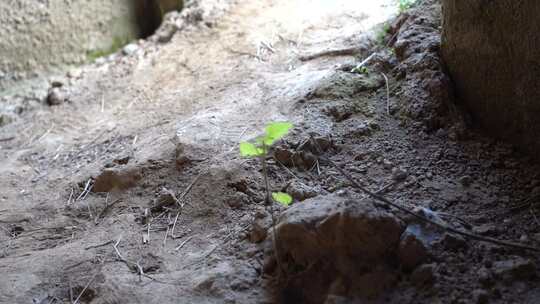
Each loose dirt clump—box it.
[92,166,142,193]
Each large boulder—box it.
[270,194,405,303]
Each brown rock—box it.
[398,230,429,271]
[113,155,131,165]
[151,188,177,211]
[46,87,65,106]
[286,181,318,201]
[273,147,294,166]
[292,151,317,171]
[298,136,333,154]
[276,194,404,268]
[249,221,267,243]
[175,142,191,168]
[311,136,333,152]
[273,194,405,300]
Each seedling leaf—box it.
[263,122,293,146]
[398,0,418,12]
[272,192,293,206]
[240,142,264,157]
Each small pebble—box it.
[122,43,140,56]
[249,221,267,243]
[392,167,408,181]
[46,88,65,106]
[383,159,393,170]
[459,175,472,187]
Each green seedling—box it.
[240,122,293,206]
[398,0,418,12]
[376,22,392,46]
[352,66,370,75]
[240,122,294,279]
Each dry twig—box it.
[76,179,92,201]
[381,72,391,115]
[67,188,74,205]
[225,47,262,61]
[163,225,170,247]
[350,52,376,73]
[177,174,201,207]
[112,235,184,285]
[84,240,114,250]
[175,236,194,251]
[170,212,180,238]
[72,272,98,304]
[299,47,361,61]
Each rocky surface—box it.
[388,0,459,133]
[1,0,540,303]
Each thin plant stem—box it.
[261,155,271,205]
[260,144,284,280]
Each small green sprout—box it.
[352,66,370,75]
[240,122,294,277]
[240,122,294,157]
[398,0,418,12]
[240,122,294,206]
[376,22,392,45]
